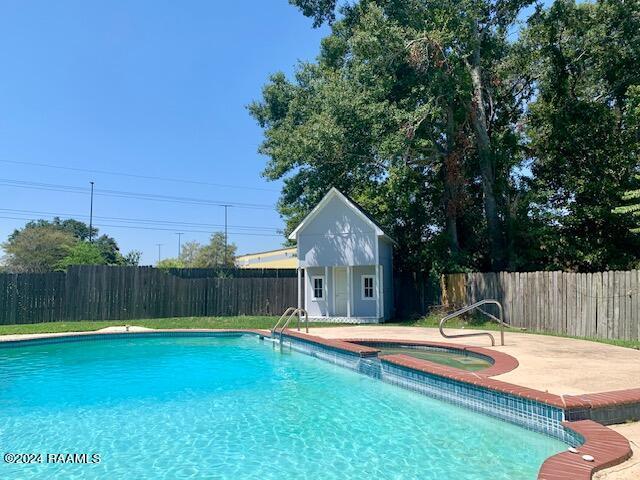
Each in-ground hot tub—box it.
[347,340,494,371]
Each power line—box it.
[223,204,230,265]
[0,178,276,210]
[0,159,278,192]
[0,215,283,237]
[0,208,280,232]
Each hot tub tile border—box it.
[339,338,519,377]
[277,331,581,445]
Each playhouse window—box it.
[312,277,324,300]
[362,275,375,300]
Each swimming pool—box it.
[0,334,566,479]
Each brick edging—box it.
[538,420,632,479]
[378,353,579,408]
[565,388,640,409]
[280,330,380,357]
[339,338,640,416]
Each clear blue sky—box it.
[0,1,327,265]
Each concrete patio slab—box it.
[308,326,640,396]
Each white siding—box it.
[351,266,377,317]
[297,195,377,267]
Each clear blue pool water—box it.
[0,335,566,479]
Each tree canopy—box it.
[156,233,237,268]
[250,0,640,272]
[1,218,141,272]
[2,226,77,273]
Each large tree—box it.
[193,233,237,267]
[251,0,640,273]
[2,218,141,271]
[155,234,237,268]
[2,225,77,272]
[56,242,107,270]
[251,0,535,271]
[519,0,640,270]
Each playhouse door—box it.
[333,268,348,316]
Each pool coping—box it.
[0,328,269,346]
[0,327,636,480]
[538,420,632,480]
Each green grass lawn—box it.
[0,316,347,336]
[1,314,638,350]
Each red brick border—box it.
[339,338,640,416]
[280,330,380,357]
[538,420,632,480]
[565,388,640,409]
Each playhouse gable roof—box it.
[288,188,393,243]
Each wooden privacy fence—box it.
[393,271,442,318]
[3,265,638,340]
[442,270,640,341]
[0,266,298,325]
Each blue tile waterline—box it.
[1,332,574,479]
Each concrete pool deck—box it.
[308,326,640,396]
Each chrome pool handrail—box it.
[273,307,309,352]
[278,308,308,336]
[271,307,296,334]
[438,299,508,346]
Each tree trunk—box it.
[443,105,460,255]
[468,41,506,270]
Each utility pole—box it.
[156,243,163,264]
[223,205,230,266]
[175,232,183,257]
[89,181,95,242]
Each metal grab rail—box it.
[438,299,508,346]
[272,307,309,351]
[271,307,296,335]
